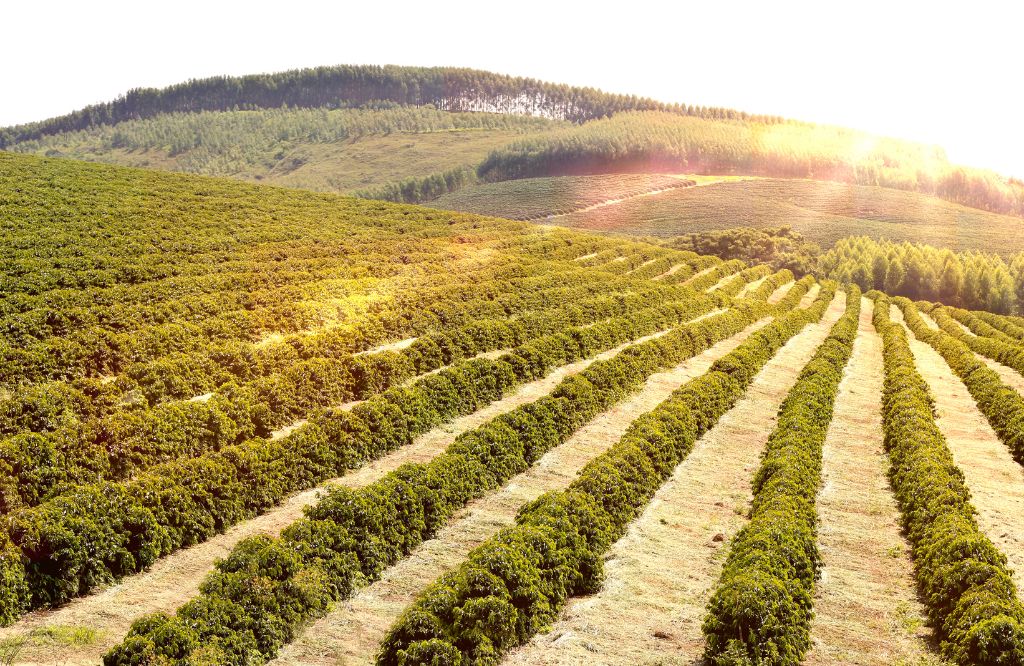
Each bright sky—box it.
[3,1,1022,177]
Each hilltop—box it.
[3,64,1022,221]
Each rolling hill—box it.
[2,151,1024,666]
[4,64,1023,223]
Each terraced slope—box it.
[531,178,1024,253]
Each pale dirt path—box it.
[894,305,1024,596]
[540,186,689,221]
[538,175,751,222]
[573,252,599,262]
[805,298,940,665]
[919,310,1024,395]
[705,271,741,294]
[0,328,687,666]
[269,317,777,666]
[797,283,822,309]
[680,265,719,286]
[765,280,796,305]
[502,291,846,666]
[354,336,418,356]
[652,263,688,281]
[735,275,768,299]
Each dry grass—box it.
[766,280,796,305]
[897,306,1024,595]
[502,292,846,666]
[735,275,768,299]
[269,318,776,666]
[0,330,681,665]
[805,298,943,665]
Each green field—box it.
[7,107,563,193]
[429,173,693,219]
[458,176,1024,253]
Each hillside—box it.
[3,152,1024,666]
[5,107,563,193]
[4,64,1023,222]
[436,174,1024,252]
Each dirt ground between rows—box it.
[503,291,845,665]
[269,318,775,665]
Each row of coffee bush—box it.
[0,287,731,622]
[872,293,1024,665]
[102,287,812,664]
[899,299,1024,464]
[372,283,837,665]
[702,285,859,664]
[0,283,704,512]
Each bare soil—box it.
[896,305,1024,596]
[502,292,846,666]
[765,280,795,305]
[269,318,776,666]
[805,298,942,665]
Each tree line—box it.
[821,236,1022,313]
[0,65,786,148]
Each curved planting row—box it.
[0,289,729,623]
[701,285,860,665]
[686,259,747,291]
[921,302,1024,376]
[899,298,1024,465]
[0,265,677,436]
[2,256,643,392]
[972,310,1024,342]
[715,265,773,298]
[0,284,710,513]
[943,306,1021,344]
[373,283,837,666]
[872,293,1024,665]
[102,289,787,664]
[744,269,795,302]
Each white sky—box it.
[3,0,1022,177]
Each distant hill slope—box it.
[435,174,1024,254]
[4,64,1021,219]
[0,64,780,147]
[7,107,561,193]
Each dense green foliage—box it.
[663,227,820,277]
[822,237,1021,313]
[373,281,833,665]
[0,64,783,148]
[872,293,1024,665]
[477,113,1024,217]
[103,285,777,664]
[352,166,480,204]
[0,151,736,626]
[702,286,860,665]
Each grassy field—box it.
[433,175,1024,253]
[6,106,565,194]
[5,153,1024,666]
[428,173,694,219]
